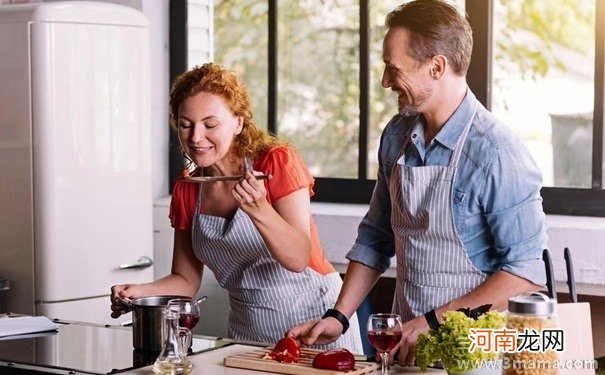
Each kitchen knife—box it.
[542,249,557,300]
[564,247,578,303]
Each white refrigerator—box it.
[0,1,154,325]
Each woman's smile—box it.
[177,92,244,168]
[190,145,213,153]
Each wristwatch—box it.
[322,308,350,334]
[424,309,441,330]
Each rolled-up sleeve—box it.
[346,129,396,273]
[482,137,548,286]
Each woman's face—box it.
[177,92,243,169]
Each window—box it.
[172,0,605,216]
[492,0,595,189]
[470,0,605,215]
[214,1,269,132]
[368,0,465,179]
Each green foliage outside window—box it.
[213,0,595,180]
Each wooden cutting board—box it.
[223,347,380,375]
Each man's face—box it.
[381,27,434,116]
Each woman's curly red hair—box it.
[169,63,287,161]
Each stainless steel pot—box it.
[130,295,188,351]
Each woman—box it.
[110,63,362,352]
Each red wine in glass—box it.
[367,313,403,375]
[179,313,200,330]
[167,298,201,331]
[368,330,403,352]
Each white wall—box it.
[311,204,605,296]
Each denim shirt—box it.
[346,89,548,286]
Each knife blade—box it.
[564,247,578,303]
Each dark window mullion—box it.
[169,0,188,193]
[359,0,370,180]
[268,0,278,135]
[592,0,604,189]
[465,0,492,109]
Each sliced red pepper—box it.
[312,348,356,371]
[263,337,302,363]
[274,337,301,358]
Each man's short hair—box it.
[386,0,473,76]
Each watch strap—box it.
[424,309,441,330]
[322,308,350,334]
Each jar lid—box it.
[508,292,556,315]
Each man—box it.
[287,0,547,367]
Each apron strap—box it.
[194,170,204,215]
[448,102,478,168]
[391,116,419,175]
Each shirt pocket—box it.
[453,187,467,205]
[452,187,468,234]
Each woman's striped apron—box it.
[191,185,363,353]
[390,102,487,323]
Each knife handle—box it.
[542,249,557,300]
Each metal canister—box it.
[504,292,559,375]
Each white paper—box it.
[0,316,58,338]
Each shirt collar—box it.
[432,88,476,151]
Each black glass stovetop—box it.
[0,321,229,374]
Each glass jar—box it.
[503,292,559,375]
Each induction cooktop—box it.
[0,320,230,374]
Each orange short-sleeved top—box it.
[169,146,335,275]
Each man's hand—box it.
[392,315,430,367]
[286,318,344,346]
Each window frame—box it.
[170,0,605,216]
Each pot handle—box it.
[117,295,134,309]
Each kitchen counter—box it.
[123,344,446,374]
[0,320,443,374]
[6,315,596,374]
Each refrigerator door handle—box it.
[119,256,153,270]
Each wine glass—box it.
[367,313,404,375]
[167,298,200,355]
[167,298,200,330]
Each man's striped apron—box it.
[390,102,487,322]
